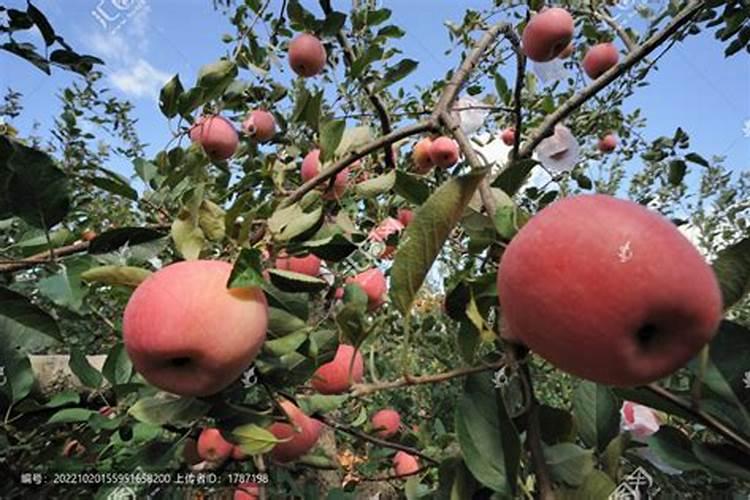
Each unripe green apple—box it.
[311,344,364,394]
[123,260,268,397]
[498,194,722,386]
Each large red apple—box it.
[268,399,323,463]
[393,451,420,477]
[348,268,387,311]
[288,33,327,77]
[311,344,364,394]
[583,42,620,79]
[189,115,239,161]
[123,260,268,396]
[275,252,321,277]
[522,7,575,62]
[371,409,401,438]
[242,110,276,142]
[301,149,349,200]
[497,194,722,386]
[197,428,234,462]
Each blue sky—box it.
[1,0,748,178]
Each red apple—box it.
[242,110,276,142]
[231,445,246,461]
[428,136,460,168]
[522,7,575,62]
[197,428,234,463]
[583,42,619,79]
[393,451,420,477]
[268,399,323,463]
[189,115,239,161]
[371,409,401,438]
[497,194,722,386]
[397,208,414,227]
[501,128,516,146]
[412,137,434,174]
[82,230,97,242]
[598,134,618,153]
[275,252,321,277]
[301,149,349,200]
[123,260,268,397]
[311,344,364,394]
[234,482,260,500]
[347,268,387,311]
[288,33,327,77]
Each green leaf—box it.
[350,45,383,78]
[492,158,537,197]
[87,227,167,255]
[233,424,280,455]
[227,248,266,289]
[267,203,322,242]
[706,321,750,415]
[90,168,138,200]
[1,41,50,74]
[455,372,520,495]
[376,59,418,90]
[0,287,61,346]
[129,393,210,426]
[267,269,328,293]
[685,152,710,167]
[264,330,308,356]
[102,343,132,386]
[336,303,369,346]
[711,238,750,309]
[365,8,391,25]
[48,408,96,424]
[177,87,206,116]
[693,442,750,480]
[171,215,205,260]
[646,426,704,472]
[7,356,33,403]
[391,169,487,314]
[436,457,478,500]
[354,170,396,198]
[321,11,347,36]
[556,469,616,500]
[159,74,184,119]
[37,258,92,313]
[304,232,358,262]
[196,59,237,101]
[5,138,70,228]
[667,159,687,186]
[394,170,430,205]
[319,119,346,163]
[26,2,56,46]
[573,381,620,451]
[544,443,594,487]
[538,405,575,445]
[69,349,103,389]
[335,126,373,157]
[81,265,152,288]
[298,394,349,414]
[198,200,226,241]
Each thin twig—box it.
[520,361,555,500]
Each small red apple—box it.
[397,208,414,227]
[498,194,722,386]
[583,42,620,79]
[301,149,349,200]
[123,260,268,397]
[275,252,321,277]
[242,110,276,142]
[288,33,327,77]
[268,399,323,463]
[412,137,434,174]
[428,136,460,168]
[501,128,516,146]
[234,482,259,500]
[393,451,420,477]
[347,268,387,311]
[197,428,234,463]
[189,115,239,161]
[522,7,575,62]
[312,344,364,394]
[598,134,618,153]
[371,409,401,438]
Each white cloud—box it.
[110,59,171,99]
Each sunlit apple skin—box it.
[501,128,516,146]
[288,33,327,77]
[348,268,387,311]
[498,194,722,387]
[393,451,420,477]
[189,115,239,161]
[311,344,364,394]
[428,136,460,168]
[397,208,414,227]
[558,42,574,59]
[412,137,435,174]
[522,7,575,62]
[234,482,259,500]
[242,110,276,142]
[583,42,620,79]
[123,260,268,397]
[301,149,349,200]
[598,134,618,153]
[197,428,234,462]
[371,409,401,438]
[268,400,323,463]
[275,252,321,277]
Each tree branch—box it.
[521,361,555,500]
[316,414,439,465]
[351,358,505,397]
[518,0,705,159]
[320,0,396,170]
[0,240,90,273]
[645,383,750,454]
[595,8,638,53]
